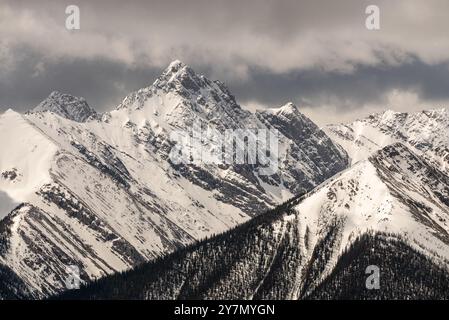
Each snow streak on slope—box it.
[293,143,449,293]
[106,60,348,199]
[325,109,449,171]
[0,61,348,298]
[33,91,97,122]
[56,144,449,300]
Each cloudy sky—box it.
[1,0,449,125]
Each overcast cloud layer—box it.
[1,0,449,125]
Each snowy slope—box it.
[292,142,449,294]
[0,61,348,298]
[0,110,58,202]
[325,109,449,172]
[57,143,449,300]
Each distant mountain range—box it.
[1,61,449,300]
[56,142,449,300]
[0,61,348,298]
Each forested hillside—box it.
[56,195,449,300]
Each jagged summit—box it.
[264,102,299,117]
[159,59,188,79]
[115,61,310,133]
[167,59,185,69]
[154,60,189,86]
[160,60,236,106]
[363,108,449,125]
[33,91,97,122]
[56,141,449,300]
[326,105,449,169]
[114,60,246,129]
[152,60,217,94]
[375,109,402,119]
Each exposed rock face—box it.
[325,108,449,171]
[33,91,97,122]
[3,63,449,300]
[0,61,348,298]
[256,103,348,194]
[57,144,449,300]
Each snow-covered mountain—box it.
[293,142,449,294]
[325,109,449,171]
[0,61,348,298]
[59,143,449,300]
[33,91,97,122]
[5,60,448,300]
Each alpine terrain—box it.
[0,61,348,299]
[3,61,449,300]
[58,142,449,300]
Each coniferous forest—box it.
[55,194,449,300]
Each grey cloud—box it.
[231,59,449,110]
[0,48,161,112]
[3,0,449,73]
[2,0,449,123]
[2,47,449,118]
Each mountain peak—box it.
[116,60,242,119]
[263,102,300,118]
[153,60,203,91]
[380,109,400,118]
[33,91,97,122]
[166,59,187,73]
[49,90,65,98]
[278,102,298,114]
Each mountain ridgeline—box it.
[58,142,449,300]
[2,60,449,300]
[0,61,348,298]
[57,184,449,300]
